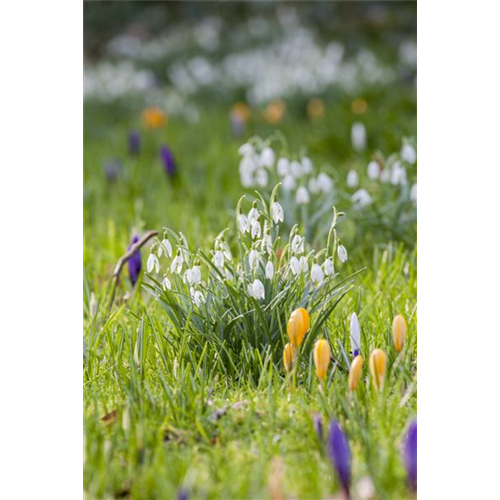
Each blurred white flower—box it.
[323,258,334,276]
[352,188,372,208]
[248,207,259,224]
[162,276,172,291]
[337,244,348,263]
[271,202,284,224]
[350,312,361,357]
[317,172,333,193]
[259,147,275,168]
[171,253,184,274]
[311,263,324,285]
[147,253,160,273]
[248,279,265,300]
[401,143,416,164]
[282,174,296,191]
[296,186,310,204]
[256,168,268,187]
[213,250,224,269]
[290,256,308,275]
[351,122,366,151]
[251,219,262,239]
[249,249,261,270]
[238,214,250,234]
[190,265,201,284]
[277,157,290,177]
[265,261,274,280]
[291,235,304,254]
[301,157,313,174]
[347,170,359,188]
[290,160,303,177]
[367,161,380,179]
[411,183,417,204]
[190,287,205,307]
[380,168,390,183]
[261,233,273,254]
[308,177,320,194]
[391,161,407,185]
[238,143,254,156]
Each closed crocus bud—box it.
[404,420,432,491]
[283,343,295,373]
[328,420,351,497]
[287,308,310,347]
[313,339,331,381]
[127,235,142,287]
[369,349,387,390]
[128,130,140,156]
[348,355,364,391]
[313,412,323,441]
[350,312,361,357]
[160,145,176,178]
[392,314,407,352]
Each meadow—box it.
[84,4,416,499]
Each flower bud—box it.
[283,343,295,373]
[313,339,331,380]
[287,308,310,347]
[392,314,407,352]
[328,420,351,497]
[403,420,417,491]
[348,355,364,391]
[369,349,387,390]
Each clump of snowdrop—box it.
[146,184,353,374]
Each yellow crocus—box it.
[348,355,364,391]
[307,98,325,120]
[264,100,285,124]
[392,314,407,352]
[287,308,310,347]
[313,339,331,380]
[142,106,167,129]
[283,343,295,373]
[369,349,387,390]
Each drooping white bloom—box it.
[261,233,273,254]
[240,172,254,188]
[238,214,250,234]
[323,258,334,276]
[271,202,284,224]
[265,261,274,280]
[299,256,309,274]
[380,168,390,183]
[291,234,304,254]
[188,265,201,284]
[170,253,184,274]
[238,143,254,156]
[161,239,173,258]
[301,157,313,174]
[277,157,290,177]
[390,161,407,185]
[337,244,348,263]
[367,161,380,179]
[251,219,262,239]
[290,256,300,275]
[351,122,366,151]
[352,188,372,208]
[350,312,361,357]
[410,183,417,204]
[259,147,275,168]
[248,207,259,224]
[308,177,320,194]
[317,173,333,193]
[190,287,205,307]
[239,155,256,178]
[347,170,359,188]
[401,143,416,164]
[311,263,324,285]
[162,276,172,291]
[248,279,265,300]
[256,168,268,187]
[282,174,296,191]
[249,249,261,270]
[296,186,310,204]
[147,253,160,273]
[290,160,303,178]
[213,250,224,269]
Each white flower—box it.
[249,249,261,270]
[259,147,275,168]
[238,143,254,156]
[290,160,303,178]
[401,143,416,164]
[225,268,233,281]
[351,122,366,151]
[352,188,372,208]
[251,219,262,239]
[301,157,313,174]
[291,235,304,254]
[265,261,274,280]
[161,239,173,257]
[299,256,309,274]
[271,202,284,224]
[282,174,296,191]
[380,168,390,183]
[190,265,201,284]
[350,312,361,356]
[367,161,380,179]
[290,256,300,275]
[308,177,320,194]
[248,279,265,300]
[391,161,407,185]
[347,170,359,188]
[256,168,268,187]
[337,244,348,263]
[248,207,259,224]
[238,214,250,234]
[323,258,334,276]
[277,157,290,177]
[239,156,256,178]
[213,250,224,269]
[190,287,205,307]
[147,253,160,273]
[170,254,184,274]
[411,183,417,204]
[317,173,333,193]
[241,173,254,188]
[296,186,310,204]
[311,263,324,285]
[162,276,172,291]
[261,233,273,254]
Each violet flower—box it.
[103,158,123,182]
[404,420,432,491]
[328,420,351,498]
[128,130,140,156]
[313,412,323,442]
[177,488,189,500]
[127,235,142,287]
[160,145,176,178]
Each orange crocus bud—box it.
[142,106,167,129]
[348,355,364,391]
[283,343,295,373]
[287,308,310,347]
[369,349,387,390]
[313,339,331,380]
[392,315,407,352]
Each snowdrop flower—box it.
[380,168,390,183]
[190,287,205,307]
[238,142,254,156]
[186,265,201,285]
[261,233,273,254]
[311,263,324,285]
[238,214,250,234]
[301,157,313,174]
[401,143,416,164]
[323,258,334,276]
[213,250,224,269]
[308,177,320,194]
[255,168,268,187]
[411,183,417,204]
[391,161,407,185]
[290,256,308,276]
[249,249,261,270]
[352,188,372,208]
[282,174,296,191]
[347,170,359,188]
[296,186,310,204]
[161,238,173,258]
[290,160,303,177]
[271,202,284,224]
[248,279,265,300]
[171,252,184,274]
[351,122,366,151]
[240,173,254,188]
[239,155,256,179]
[248,206,259,224]
[265,261,274,280]
[337,244,348,263]
[277,157,290,177]
[259,147,275,168]
[147,253,160,273]
[299,256,309,274]
[350,312,361,357]
[251,219,262,239]
[291,235,304,254]
[162,276,172,291]
[317,173,333,193]
[367,161,380,179]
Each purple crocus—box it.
[103,158,123,182]
[177,488,189,500]
[160,145,176,178]
[328,420,351,499]
[128,130,140,156]
[313,412,323,442]
[127,235,142,287]
[404,420,432,491]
